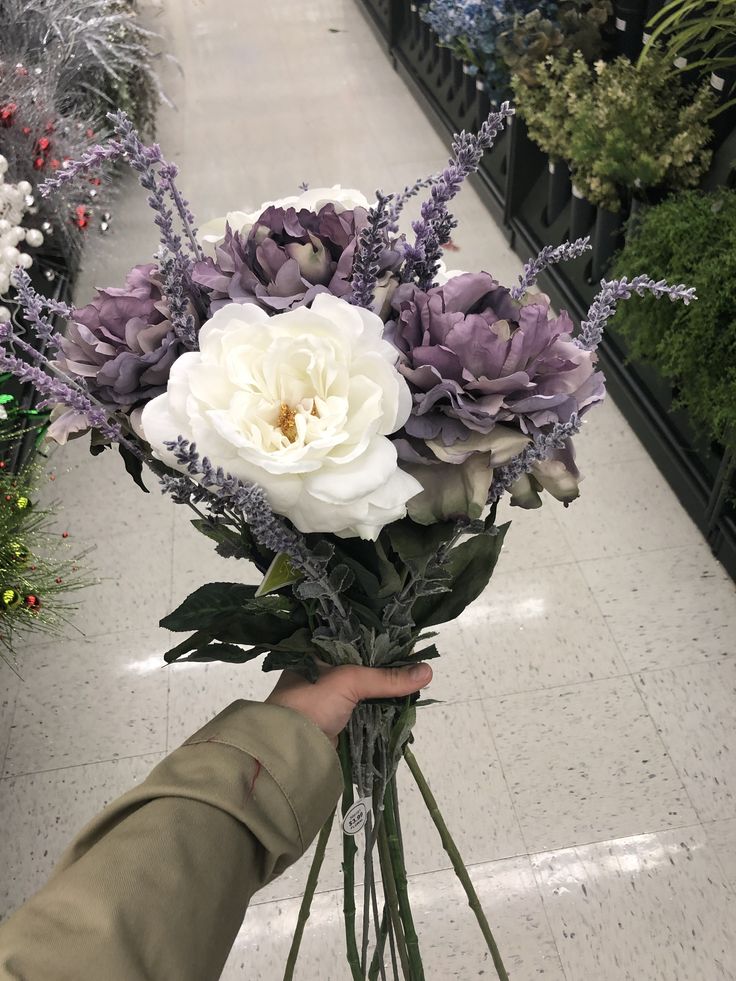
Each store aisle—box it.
[1,2,736,978]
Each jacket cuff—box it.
[184,700,343,851]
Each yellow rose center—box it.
[277,401,319,443]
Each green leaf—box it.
[163,630,214,663]
[161,582,304,645]
[385,518,456,576]
[118,442,148,493]
[412,524,509,628]
[388,699,416,767]
[262,649,319,681]
[180,643,261,664]
[255,552,301,597]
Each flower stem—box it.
[403,746,509,981]
[339,733,363,981]
[383,778,425,980]
[377,819,411,980]
[283,810,334,980]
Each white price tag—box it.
[674,56,688,69]
[342,797,372,836]
[711,72,726,92]
[476,78,485,91]
[615,17,626,30]
[463,63,472,75]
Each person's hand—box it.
[266,662,433,745]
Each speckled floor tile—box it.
[4,630,169,777]
[167,659,275,750]
[532,827,736,981]
[467,563,627,697]
[227,855,566,980]
[705,817,736,892]
[580,546,736,672]
[494,497,578,574]
[487,677,697,853]
[574,396,648,470]
[636,658,736,823]
[0,657,20,775]
[397,699,525,872]
[553,456,704,562]
[0,753,162,919]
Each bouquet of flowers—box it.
[0,105,695,980]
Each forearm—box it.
[0,701,343,981]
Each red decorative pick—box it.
[37,136,51,152]
[33,157,45,170]
[50,158,60,169]
[62,531,69,539]
[22,126,31,136]
[86,128,95,138]
[55,577,63,584]
[1,103,18,126]
[25,594,41,611]
[0,461,5,469]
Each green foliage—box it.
[643,0,736,109]
[499,0,612,87]
[516,49,715,211]
[513,52,591,161]
[0,462,88,665]
[612,189,736,453]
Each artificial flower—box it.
[140,293,421,539]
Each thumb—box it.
[335,663,433,703]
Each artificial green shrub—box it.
[612,189,736,453]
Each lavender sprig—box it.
[161,437,351,622]
[350,192,393,309]
[488,415,582,504]
[403,104,515,289]
[0,321,124,445]
[511,237,592,301]
[38,142,124,196]
[575,276,698,353]
[387,173,441,234]
[10,270,64,355]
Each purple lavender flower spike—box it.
[38,142,124,197]
[10,270,63,355]
[0,327,127,447]
[511,238,592,301]
[350,192,394,309]
[387,173,442,234]
[487,415,582,505]
[575,275,698,353]
[403,103,515,289]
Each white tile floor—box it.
[1,1,736,978]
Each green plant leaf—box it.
[411,524,509,628]
[161,582,304,644]
[163,630,214,663]
[388,699,416,767]
[118,442,148,493]
[180,643,261,664]
[255,552,301,597]
[386,518,456,576]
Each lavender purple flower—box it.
[511,237,592,300]
[350,192,393,309]
[576,276,698,352]
[403,104,515,289]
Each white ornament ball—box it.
[24,228,43,248]
[0,305,10,321]
[2,246,20,265]
[16,181,32,196]
[18,252,33,270]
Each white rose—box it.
[434,260,466,285]
[200,185,371,258]
[140,293,421,540]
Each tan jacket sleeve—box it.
[0,700,343,981]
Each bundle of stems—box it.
[283,702,510,981]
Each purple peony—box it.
[386,272,606,519]
[48,263,190,442]
[192,204,402,318]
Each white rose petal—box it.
[141,296,422,540]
